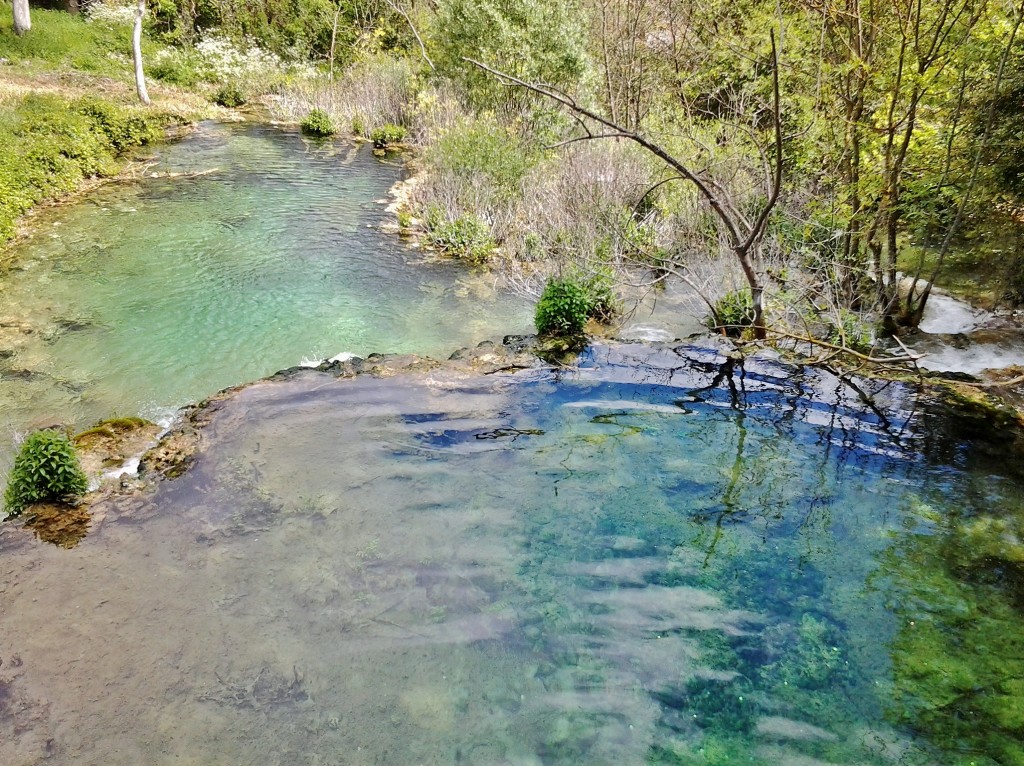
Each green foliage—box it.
[370,123,407,149]
[424,210,495,263]
[760,614,847,692]
[72,96,164,151]
[533,272,620,337]
[534,277,592,338]
[0,3,137,75]
[650,733,769,766]
[3,430,89,518]
[707,290,755,337]
[350,115,366,137]
[147,0,399,63]
[884,507,1024,766]
[300,108,336,136]
[214,82,248,108]
[684,675,757,733]
[0,94,165,243]
[826,310,873,354]
[432,0,592,114]
[428,115,536,201]
[148,49,206,87]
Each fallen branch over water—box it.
[766,328,926,366]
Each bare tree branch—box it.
[383,0,435,72]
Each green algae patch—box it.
[936,381,1024,432]
[75,416,154,444]
[885,500,1024,766]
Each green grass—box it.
[0,2,154,76]
[0,93,168,242]
[0,4,195,245]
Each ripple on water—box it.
[3,345,1019,765]
[0,122,532,465]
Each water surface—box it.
[0,121,531,452]
[2,343,1021,766]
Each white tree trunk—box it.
[12,0,31,37]
[133,0,151,105]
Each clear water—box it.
[0,122,531,456]
[2,343,1022,766]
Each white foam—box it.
[619,325,677,342]
[917,344,1024,374]
[919,294,988,334]
[102,456,141,481]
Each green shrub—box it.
[300,109,336,137]
[581,269,620,323]
[350,115,366,137]
[428,115,536,201]
[370,123,407,149]
[827,309,873,353]
[72,96,163,151]
[708,290,755,337]
[214,82,247,108]
[425,213,495,263]
[3,430,89,518]
[148,50,206,87]
[0,93,165,243]
[535,278,592,338]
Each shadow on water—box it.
[1,342,1023,765]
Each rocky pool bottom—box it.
[2,340,1024,766]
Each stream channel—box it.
[2,123,1024,766]
[0,121,533,465]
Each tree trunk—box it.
[13,0,30,36]
[329,6,340,81]
[133,0,151,105]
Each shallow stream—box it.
[2,343,1023,765]
[0,122,532,458]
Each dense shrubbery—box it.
[3,430,89,518]
[300,108,336,136]
[214,82,247,107]
[427,116,536,202]
[423,209,494,264]
[0,94,166,242]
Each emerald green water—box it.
[2,343,1022,766]
[0,121,531,457]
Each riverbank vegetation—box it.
[258,0,1024,349]
[4,0,1024,344]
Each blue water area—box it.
[2,342,1020,765]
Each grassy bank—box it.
[0,2,220,245]
[0,92,176,242]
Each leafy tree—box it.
[432,0,593,115]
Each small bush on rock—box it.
[535,278,592,338]
[425,212,495,263]
[708,290,755,337]
[3,430,89,518]
[300,109,335,136]
[214,83,247,108]
[370,123,407,149]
